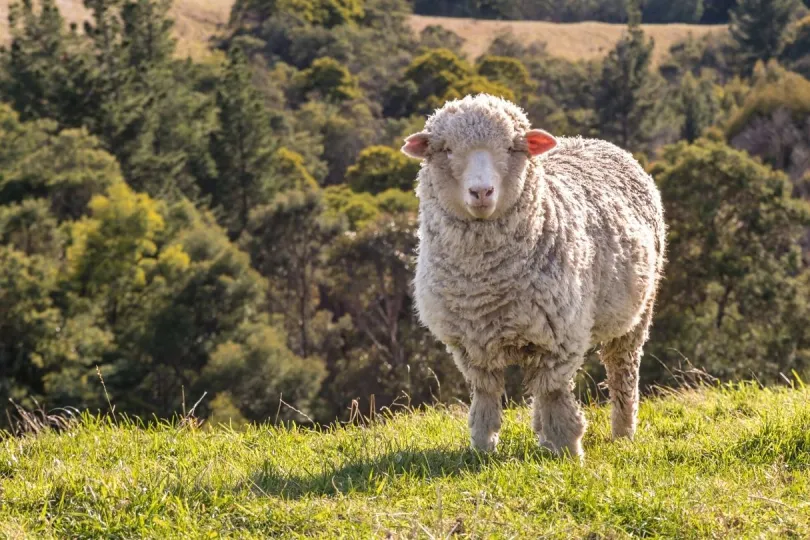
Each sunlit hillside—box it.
[0,0,726,64]
[2,384,809,537]
[409,14,726,65]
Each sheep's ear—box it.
[401,132,430,159]
[525,129,557,156]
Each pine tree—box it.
[678,72,718,143]
[730,0,801,72]
[82,0,215,199]
[594,6,661,150]
[2,0,93,126]
[209,46,278,236]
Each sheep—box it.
[401,94,666,459]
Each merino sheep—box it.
[402,94,666,459]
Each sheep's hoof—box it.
[538,439,557,453]
[538,438,584,462]
[470,433,499,453]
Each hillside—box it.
[409,15,726,65]
[0,1,725,64]
[2,384,809,537]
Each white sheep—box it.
[402,94,666,459]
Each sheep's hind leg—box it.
[465,367,505,452]
[600,307,653,440]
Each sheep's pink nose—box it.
[468,187,495,201]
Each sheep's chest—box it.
[415,265,557,368]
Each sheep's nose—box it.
[468,187,495,200]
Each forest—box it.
[1,0,810,428]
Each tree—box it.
[295,100,378,185]
[230,0,365,29]
[701,0,737,23]
[322,184,381,230]
[678,72,718,143]
[648,138,810,383]
[209,46,278,235]
[243,189,343,358]
[418,25,465,52]
[642,0,704,23]
[782,15,810,78]
[346,146,420,194]
[594,12,662,150]
[293,57,360,104]
[727,70,810,181]
[202,322,326,422]
[730,0,802,72]
[392,48,514,116]
[64,0,216,200]
[401,48,471,113]
[2,0,93,127]
[477,55,534,98]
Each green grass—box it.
[2,384,810,538]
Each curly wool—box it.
[412,94,666,456]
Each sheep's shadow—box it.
[250,445,555,499]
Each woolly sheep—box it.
[401,94,666,459]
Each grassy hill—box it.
[409,15,726,65]
[0,1,726,65]
[2,384,809,538]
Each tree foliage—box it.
[3,0,810,428]
[595,17,662,150]
[730,0,802,72]
[650,138,810,382]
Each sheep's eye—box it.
[444,148,453,158]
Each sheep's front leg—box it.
[527,360,587,459]
[532,388,586,459]
[466,368,505,452]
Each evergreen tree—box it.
[678,72,718,143]
[83,0,216,199]
[730,0,801,72]
[594,8,661,150]
[2,0,93,127]
[209,46,278,236]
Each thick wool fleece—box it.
[413,95,666,457]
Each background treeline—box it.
[407,0,802,24]
[1,0,810,428]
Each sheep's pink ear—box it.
[401,132,430,159]
[525,129,557,156]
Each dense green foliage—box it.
[1,0,810,430]
[406,0,767,23]
[730,0,803,72]
[2,384,810,536]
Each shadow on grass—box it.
[251,445,555,499]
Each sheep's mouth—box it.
[465,202,496,220]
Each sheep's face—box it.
[402,94,556,221]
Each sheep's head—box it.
[402,94,556,221]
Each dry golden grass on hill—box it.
[0,0,726,65]
[409,15,726,65]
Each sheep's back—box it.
[545,137,665,255]
[543,137,665,341]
